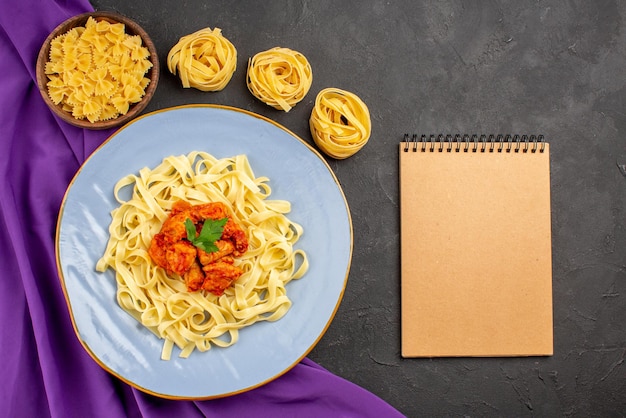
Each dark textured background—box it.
[90,1,626,416]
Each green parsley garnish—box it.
[184,217,228,253]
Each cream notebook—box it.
[399,135,553,357]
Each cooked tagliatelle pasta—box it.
[44,17,153,122]
[95,152,308,360]
[246,47,312,112]
[309,88,371,159]
[167,27,237,91]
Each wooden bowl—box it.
[36,12,159,130]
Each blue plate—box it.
[56,105,352,399]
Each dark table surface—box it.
[89,1,626,416]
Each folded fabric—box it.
[0,0,403,416]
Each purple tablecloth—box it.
[0,0,403,416]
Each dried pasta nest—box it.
[167,27,237,92]
[246,47,312,112]
[36,12,159,130]
[309,88,371,159]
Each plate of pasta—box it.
[55,104,352,399]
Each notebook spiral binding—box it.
[402,134,546,153]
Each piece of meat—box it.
[201,261,244,296]
[159,211,192,243]
[190,202,229,222]
[148,233,169,269]
[197,240,235,265]
[149,233,197,275]
[183,260,205,292]
[221,219,248,256]
[170,200,192,214]
[165,240,197,275]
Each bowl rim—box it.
[35,11,160,130]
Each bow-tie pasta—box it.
[44,17,153,123]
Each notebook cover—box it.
[399,142,553,357]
